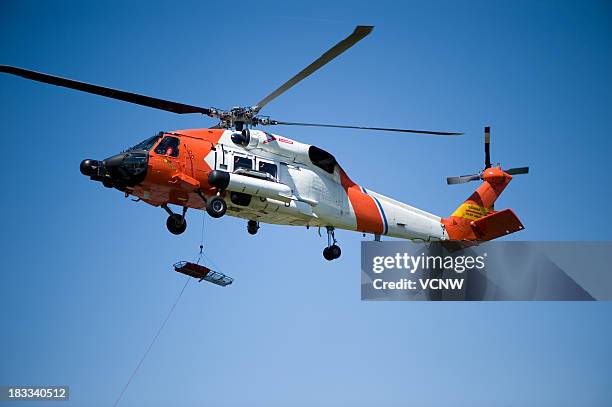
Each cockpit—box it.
[127,133,181,158]
[127,133,162,152]
[154,136,180,157]
[81,133,165,190]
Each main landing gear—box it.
[323,226,341,261]
[247,220,259,235]
[195,189,227,219]
[206,196,227,218]
[162,192,228,236]
[163,204,187,235]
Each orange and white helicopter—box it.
[1,26,528,260]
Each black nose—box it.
[103,153,125,171]
[80,159,100,176]
[81,151,148,190]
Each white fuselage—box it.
[205,130,449,242]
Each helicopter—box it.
[1,26,528,260]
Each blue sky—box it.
[1,1,611,406]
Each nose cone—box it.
[81,151,149,190]
[80,159,100,176]
[103,153,125,170]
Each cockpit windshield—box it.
[127,133,162,152]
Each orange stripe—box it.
[339,167,384,234]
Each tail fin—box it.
[442,166,524,241]
[442,126,527,242]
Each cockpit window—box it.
[154,136,180,157]
[128,134,161,151]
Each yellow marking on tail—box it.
[451,203,490,220]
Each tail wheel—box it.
[323,226,341,260]
[323,244,341,261]
[206,196,227,218]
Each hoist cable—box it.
[111,276,190,407]
[112,212,212,406]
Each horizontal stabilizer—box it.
[470,209,524,241]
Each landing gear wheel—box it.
[247,220,259,235]
[166,214,187,235]
[206,196,227,218]
[323,247,334,261]
[329,244,341,259]
[323,245,341,260]
[323,226,341,260]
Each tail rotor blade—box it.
[446,173,481,185]
[506,167,529,175]
[484,126,491,169]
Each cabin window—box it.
[154,136,180,157]
[234,156,252,171]
[258,161,277,178]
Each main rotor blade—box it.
[1,65,213,115]
[269,120,463,136]
[253,25,374,112]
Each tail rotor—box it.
[442,126,528,242]
[446,126,529,185]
